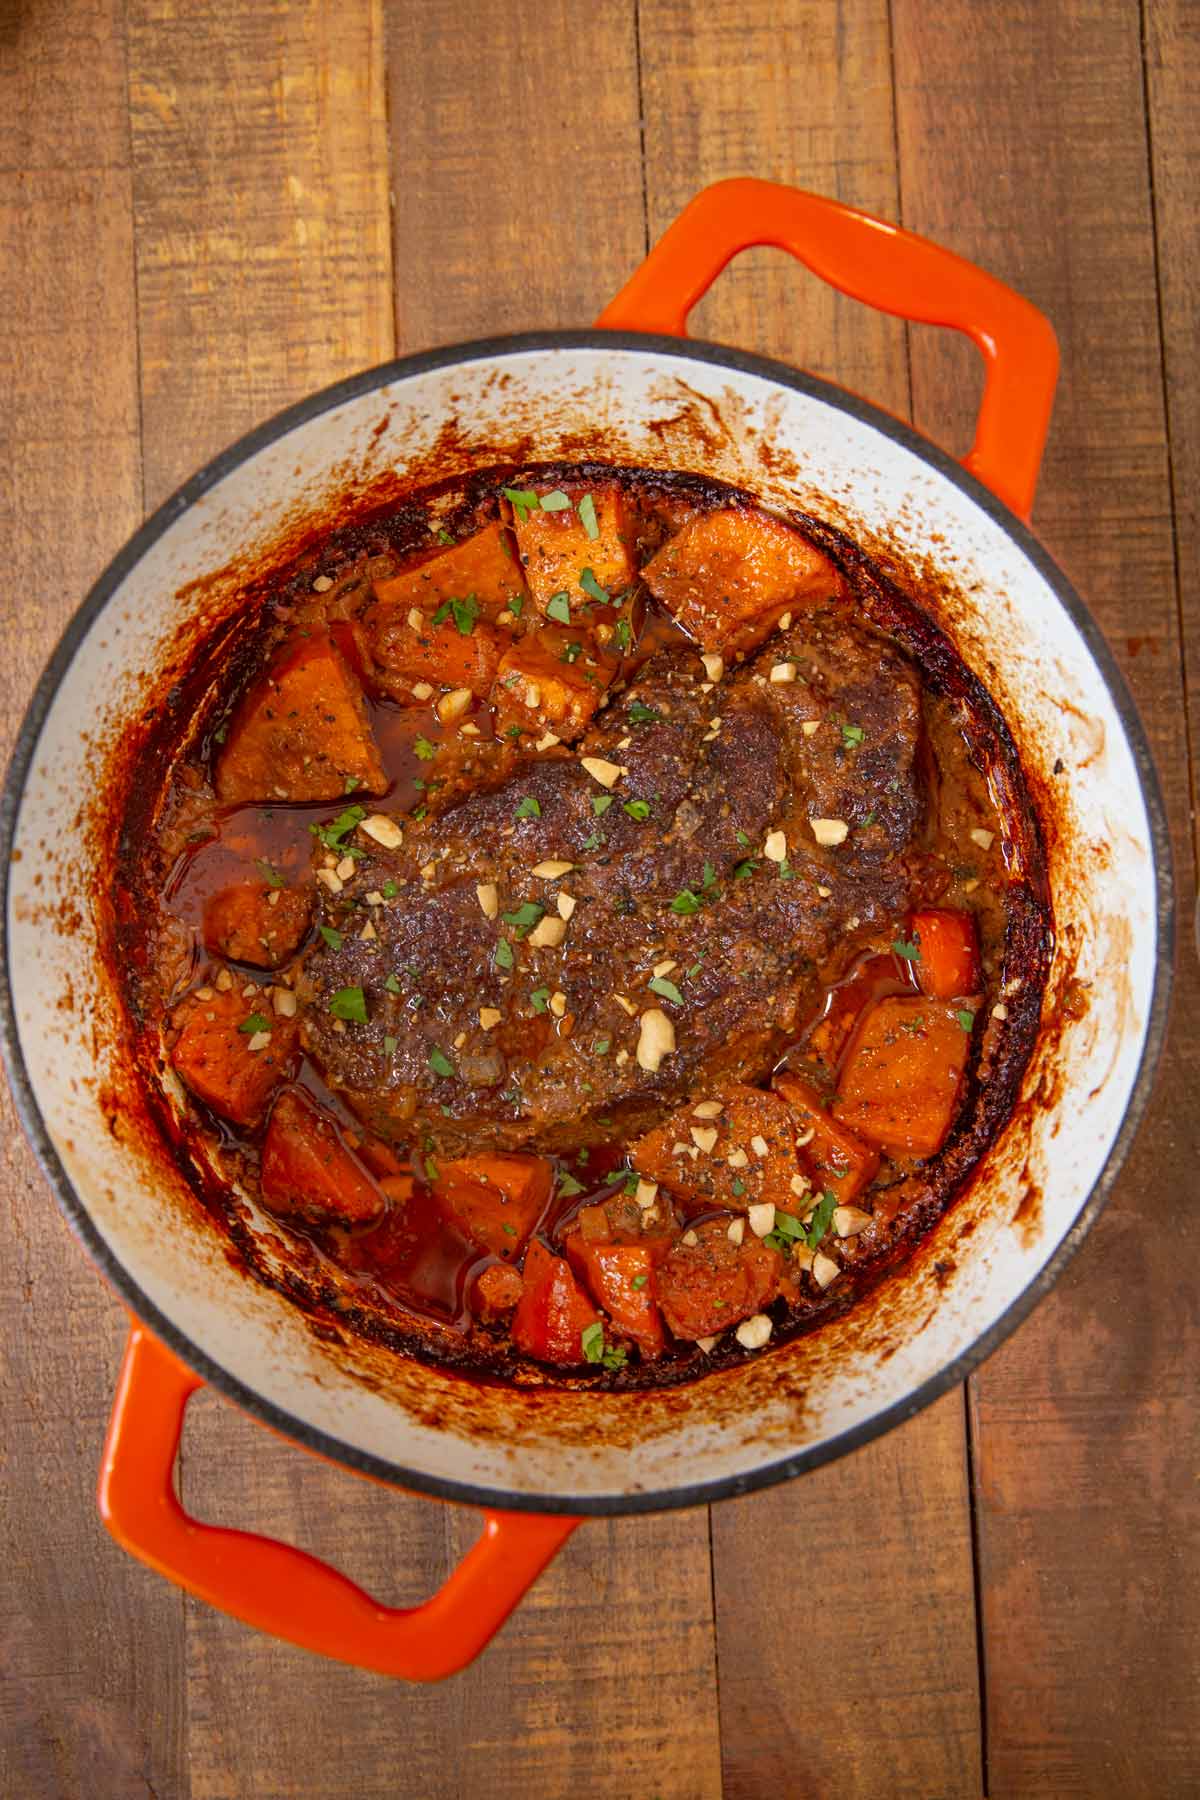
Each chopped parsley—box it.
[614,618,632,651]
[238,1012,271,1035]
[539,489,571,512]
[428,1046,455,1079]
[956,1008,976,1032]
[411,803,428,821]
[514,795,541,820]
[733,858,759,881]
[545,591,572,625]
[648,975,683,1005]
[414,736,437,761]
[670,887,702,915]
[501,901,545,936]
[383,1034,398,1054]
[802,1190,838,1252]
[310,804,366,851]
[557,1170,585,1198]
[579,567,609,603]
[435,526,455,546]
[592,1037,611,1055]
[509,593,525,617]
[562,641,584,664]
[382,879,399,899]
[318,925,344,950]
[494,938,515,971]
[631,1274,648,1290]
[384,972,402,993]
[603,1344,628,1371]
[502,486,539,521]
[592,793,615,817]
[578,493,599,539]
[622,1170,641,1196]
[581,830,604,852]
[623,798,651,822]
[730,1177,747,1197]
[777,859,795,881]
[254,859,286,888]
[530,986,550,1013]
[859,810,877,830]
[626,701,660,726]
[841,724,866,749]
[736,830,751,847]
[892,936,921,961]
[580,1321,605,1362]
[432,592,480,636]
[329,987,367,1024]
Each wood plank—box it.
[893,3,1200,1792]
[637,6,983,1797]
[0,4,187,1798]
[386,0,648,346]
[1145,0,1200,864]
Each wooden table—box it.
[3,2,1196,1794]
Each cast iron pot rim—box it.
[0,329,1175,1517]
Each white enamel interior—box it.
[5,343,1161,1506]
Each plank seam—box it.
[632,0,651,258]
[964,1379,990,1798]
[884,0,916,428]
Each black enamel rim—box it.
[0,330,1175,1517]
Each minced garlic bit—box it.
[246,1030,272,1053]
[522,682,542,709]
[437,686,472,725]
[801,719,820,737]
[833,1205,872,1238]
[727,1217,746,1246]
[681,1228,699,1248]
[635,1179,659,1210]
[214,967,233,992]
[812,1251,841,1290]
[411,680,434,701]
[534,730,560,751]
[528,914,567,949]
[359,920,377,941]
[194,985,214,1001]
[556,892,576,921]
[420,860,437,881]
[992,1001,1009,1020]
[549,990,567,1018]
[778,611,793,629]
[809,817,849,847]
[361,813,403,849]
[532,859,574,879]
[763,829,787,863]
[496,609,515,627]
[407,607,424,631]
[613,993,636,1017]
[636,1006,675,1072]
[747,1202,775,1238]
[794,1125,815,1147]
[453,1031,467,1049]
[479,1007,502,1030]
[316,868,343,895]
[970,826,996,851]
[816,884,832,898]
[750,1133,770,1157]
[735,1313,773,1350]
[727,1147,749,1169]
[692,1099,723,1119]
[580,755,626,788]
[769,661,796,685]
[476,882,499,919]
[690,1125,719,1154]
[652,958,677,978]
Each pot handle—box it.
[99,1324,580,1680]
[595,177,1058,521]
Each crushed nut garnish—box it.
[361,814,402,849]
[214,968,233,992]
[700,652,725,682]
[692,1100,723,1119]
[690,1125,719,1153]
[312,574,333,593]
[476,882,499,918]
[727,1147,750,1169]
[437,686,472,724]
[809,817,849,846]
[548,990,567,1018]
[735,1313,772,1350]
[528,914,567,949]
[411,680,434,701]
[534,730,560,751]
[812,1251,841,1289]
[833,1206,872,1237]
[556,892,576,921]
[479,1007,502,1030]
[750,1134,770,1157]
[272,988,298,1018]
[763,829,787,863]
[801,719,820,737]
[407,606,424,630]
[769,662,796,684]
[727,1217,746,1245]
[652,958,678,978]
[316,868,343,895]
[453,1031,467,1049]
[335,855,356,882]
[747,1202,776,1237]
[992,1001,1009,1020]
[613,993,636,1016]
[246,1030,272,1053]
[970,826,996,851]
[580,755,625,788]
[532,859,574,879]
[635,1179,659,1209]
[359,921,377,942]
[636,1007,676,1072]
[681,1229,699,1248]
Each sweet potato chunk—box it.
[835,997,971,1157]
[260,1087,386,1225]
[909,908,981,1001]
[631,1083,802,1212]
[169,985,298,1128]
[566,1237,665,1357]
[773,1072,881,1205]
[216,633,385,803]
[656,1218,782,1341]
[371,522,527,622]
[368,602,503,701]
[508,484,635,613]
[641,508,840,650]
[492,625,616,741]
[433,1152,552,1259]
[202,880,312,969]
[511,1239,599,1365]
[473,1261,524,1323]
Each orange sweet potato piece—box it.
[508,484,635,613]
[773,1072,881,1205]
[433,1152,552,1260]
[641,507,840,650]
[473,1261,524,1323]
[368,604,502,701]
[202,880,312,969]
[655,1218,782,1341]
[169,986,298,1128]
[834,996,971,1157]
[260,1087,386,1225]
[566,1237,665,1357]
[492,625,616,741]
[371,522,527,622]
[631,1083,802,1212]
[216,632,385,803]
[511,1239,600,1365]
[909,908,982,1001]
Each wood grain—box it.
[637,6,982,1796]
[893,2,1200,1792]
[0,4,187,1798]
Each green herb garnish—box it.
[515,795,541,820]
[731,1177,746,1197]
[432,592,480,636]
[238,1012,271,1035]
[892,936,921,961]
[800,1190,838,1252]
[562,641,583,664]
[557,1170,585,1198]
[579,568,608,603]
[503,486,539,521]
[318,925,344,950]
[623,798,651,822]
[254,859,286,889]
[530,987,550,1013]
[436,526,455,546]
[509,593,525,617]
[382,879,399,899]
[384,972,402,992]
[414,736,437,761]
[648,975,683,1005]
[626,701,660,726]
[592,794,614,817]
[956,1008,976,1032]
[539,490,571,512]
[592,1037,610,1055]
[494,938,515,971]
[428,1046,455,1079]
[310,804,366,850]
[545,592,572,625]
[733,858,758,881]
[670,887,702,915]
[578,493,599,539]
[502,901,545,936]
[329,987,368,1024]
[614,618,632,651]
[631,1274,648,1290]
[581,1321,605,1362]
[841,724,865,749]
